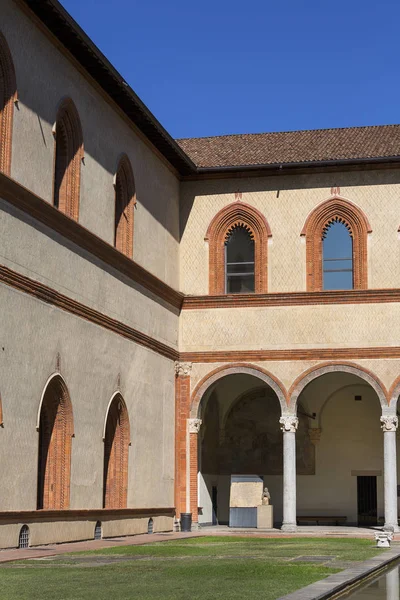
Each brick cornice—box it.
[182,288,400,309]
[0,172,183,310]
[0,507,175,522]
[181,347,400,363]
[0,264,179,362]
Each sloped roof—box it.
[177,125,400,169]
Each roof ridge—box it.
[176,123,400,143]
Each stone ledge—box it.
[277,547,400,600]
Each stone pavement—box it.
[1,525,398,564]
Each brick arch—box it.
[53,98,83,221]
[190,363,288,419]
[103,392,130,509]
[114,154,135,258]
[205,202,272,294]
[37,374,74,510]
[300,195,371,291]
[0,30,17,176]
[288,361,388,412]
[388,376,400,410]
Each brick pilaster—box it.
[174,362,192,519]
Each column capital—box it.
[280,415,299,433]
[381,416,398,432]
[175,361,192,377]
[188,418,202,434]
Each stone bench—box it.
[297,516,347,526]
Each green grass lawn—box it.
[0,537,388,600]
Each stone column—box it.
[280,415,299,532]
[174,362,192,520]
[381,415,399,532]
[188,418,202,526]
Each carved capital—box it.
[279,415,299,433]
[380,416,398,432]
[308,428,322,444]
[188,418,202,434]
[175,362,192,377]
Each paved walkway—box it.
[1,525,398,564]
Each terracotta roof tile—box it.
[176,124,400,169]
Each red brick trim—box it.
[182,288,400,310]
[0,507,174,521]
[103,394,130,509]
[301,195,371,291]
[37,375,73,510]
[190,363,288,418]
[181,347,400,363]
[388,376,400,407]
[205,202,272,294]
[53,98,83,221]
[189,433,199,522]
[288,361,388,411]
[0,265,179,361]
[115,154,135,258]
[175,373,190,518]
[0,31,17,176]
[0,172,183,309]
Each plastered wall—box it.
[0,283,175,512]
[1,0,180,288]
[180,169,400,295]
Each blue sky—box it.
[60,0,400,139]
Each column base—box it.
[191,522,200,531]
[383,522,400,533]
[281,522,297,533]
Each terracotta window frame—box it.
[205,202,272,295]
[103,394,130,509]
[114,154,135,259]
[301,195,372,292]
[0,30,17,176]
[37,375,74,510]
[53,98,83,221]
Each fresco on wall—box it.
[201,387,315,475]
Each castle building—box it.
[1,0,400,548]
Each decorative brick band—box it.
[182,288,400,309]
[0,264,179,361]
[37,375,73,510]
[0,173,183,310]
[205,201,272,294]
[53,98,83,221]
[103,394,130,509]
[301,195,371,291]
[115,154,135,258]
[0,31,16,177]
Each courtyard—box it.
[0,536,393,600]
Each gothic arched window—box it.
[225,225,255,293]
[322,219,353,290]
[0,31,17,176]
[103,394,130,509]
[53,98,83,221]
[114,155,135,258]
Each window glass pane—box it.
[322,221,353,290]
[227,275,255,294]
[225,225,255,294]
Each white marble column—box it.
[280,415,298,532]
[381,415,399,532]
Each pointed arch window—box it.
[206,202,271,294]
[225,225,255,293]
[37,376,73,510]
[301,196,371,292]
[0,31,17,176]
[103,394,130,509]
[114,155,135,258]
[53,98,83,221]
[322,219,353,290]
